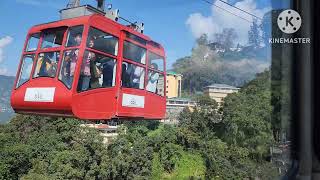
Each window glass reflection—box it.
[16,55,34,88]
[121,62,145,89]
[34,52,60,78]
[87,27,119,56]
[41,29,65,48]
[77,51,117,91]
[26,33,40,52]
[148,52,164,71]
[65,26,84,47]
[59,49,79,89]
[123,41,146,64]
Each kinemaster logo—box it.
[269,9,311,44]
[277,9,301,34]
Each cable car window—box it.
[123,41,146,64]
[59,49,79,89]
[77,50,117,92]
[25,33,40,52]
[41,29,65,49]
[147,70,164,96]
[126,32,147,46]
[148,41,161,48]
[148,52,164,72]
[16,55,34,88]
[34,52,60,78]
[65,26,84,47]
[87,27,119,56]
[121,62,145,89]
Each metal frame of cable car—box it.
[11,2,166,121]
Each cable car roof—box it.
[28,14,164,51]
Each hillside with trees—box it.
[0,70,284,179]
[0,11,290,179]
[172,16,272,95]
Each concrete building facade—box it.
[166,71,182,98]
[203,84,240,104]
[165,98,196,124]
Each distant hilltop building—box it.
[208,42,243,53]
[208,42,226,53]
[203,84,240,104]
[166,71,182,98]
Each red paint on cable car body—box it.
[11,14,166,121]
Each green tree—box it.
[214,28,238,49]
[221,70,274,160]
[248,18,262,48]
[0,115,110,180]
[175,72,279,179]
[159,143,183,172]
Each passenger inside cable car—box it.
[11,12,166,120]
[146,63,159,93]
[66,26,84,47]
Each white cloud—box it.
[186,0,271,45]
[0,36,13,76]
[186,13,219,40]
[0,36,13,63]
[0,36,13,48]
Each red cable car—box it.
[11,4,166,121]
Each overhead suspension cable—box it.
[217,0,263,20]
[200,0,253,23]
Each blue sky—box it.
[0,0,290,76]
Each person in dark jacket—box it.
[102,59,116,87]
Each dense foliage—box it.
[220,71,274,160]
[0,70,280,179]
[176,79,278,179]
[0,116,109,180]
[0,16,283,178]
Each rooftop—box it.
[167,71,182,76]
[167,97,195,102]
[205,84,240,90]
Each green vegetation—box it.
[153,151,205,180]
[171,37,269,95]
[0,69,280,179]
[0,18,284,179]
[172,21,270,96]
[0,116,109,180]
[221,71,274,159]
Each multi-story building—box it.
[166,71,182,98]
[203,84,240,104]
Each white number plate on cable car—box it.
[122,93,145,108]
[24,88,55,102]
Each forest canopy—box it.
[0,70,281,180]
